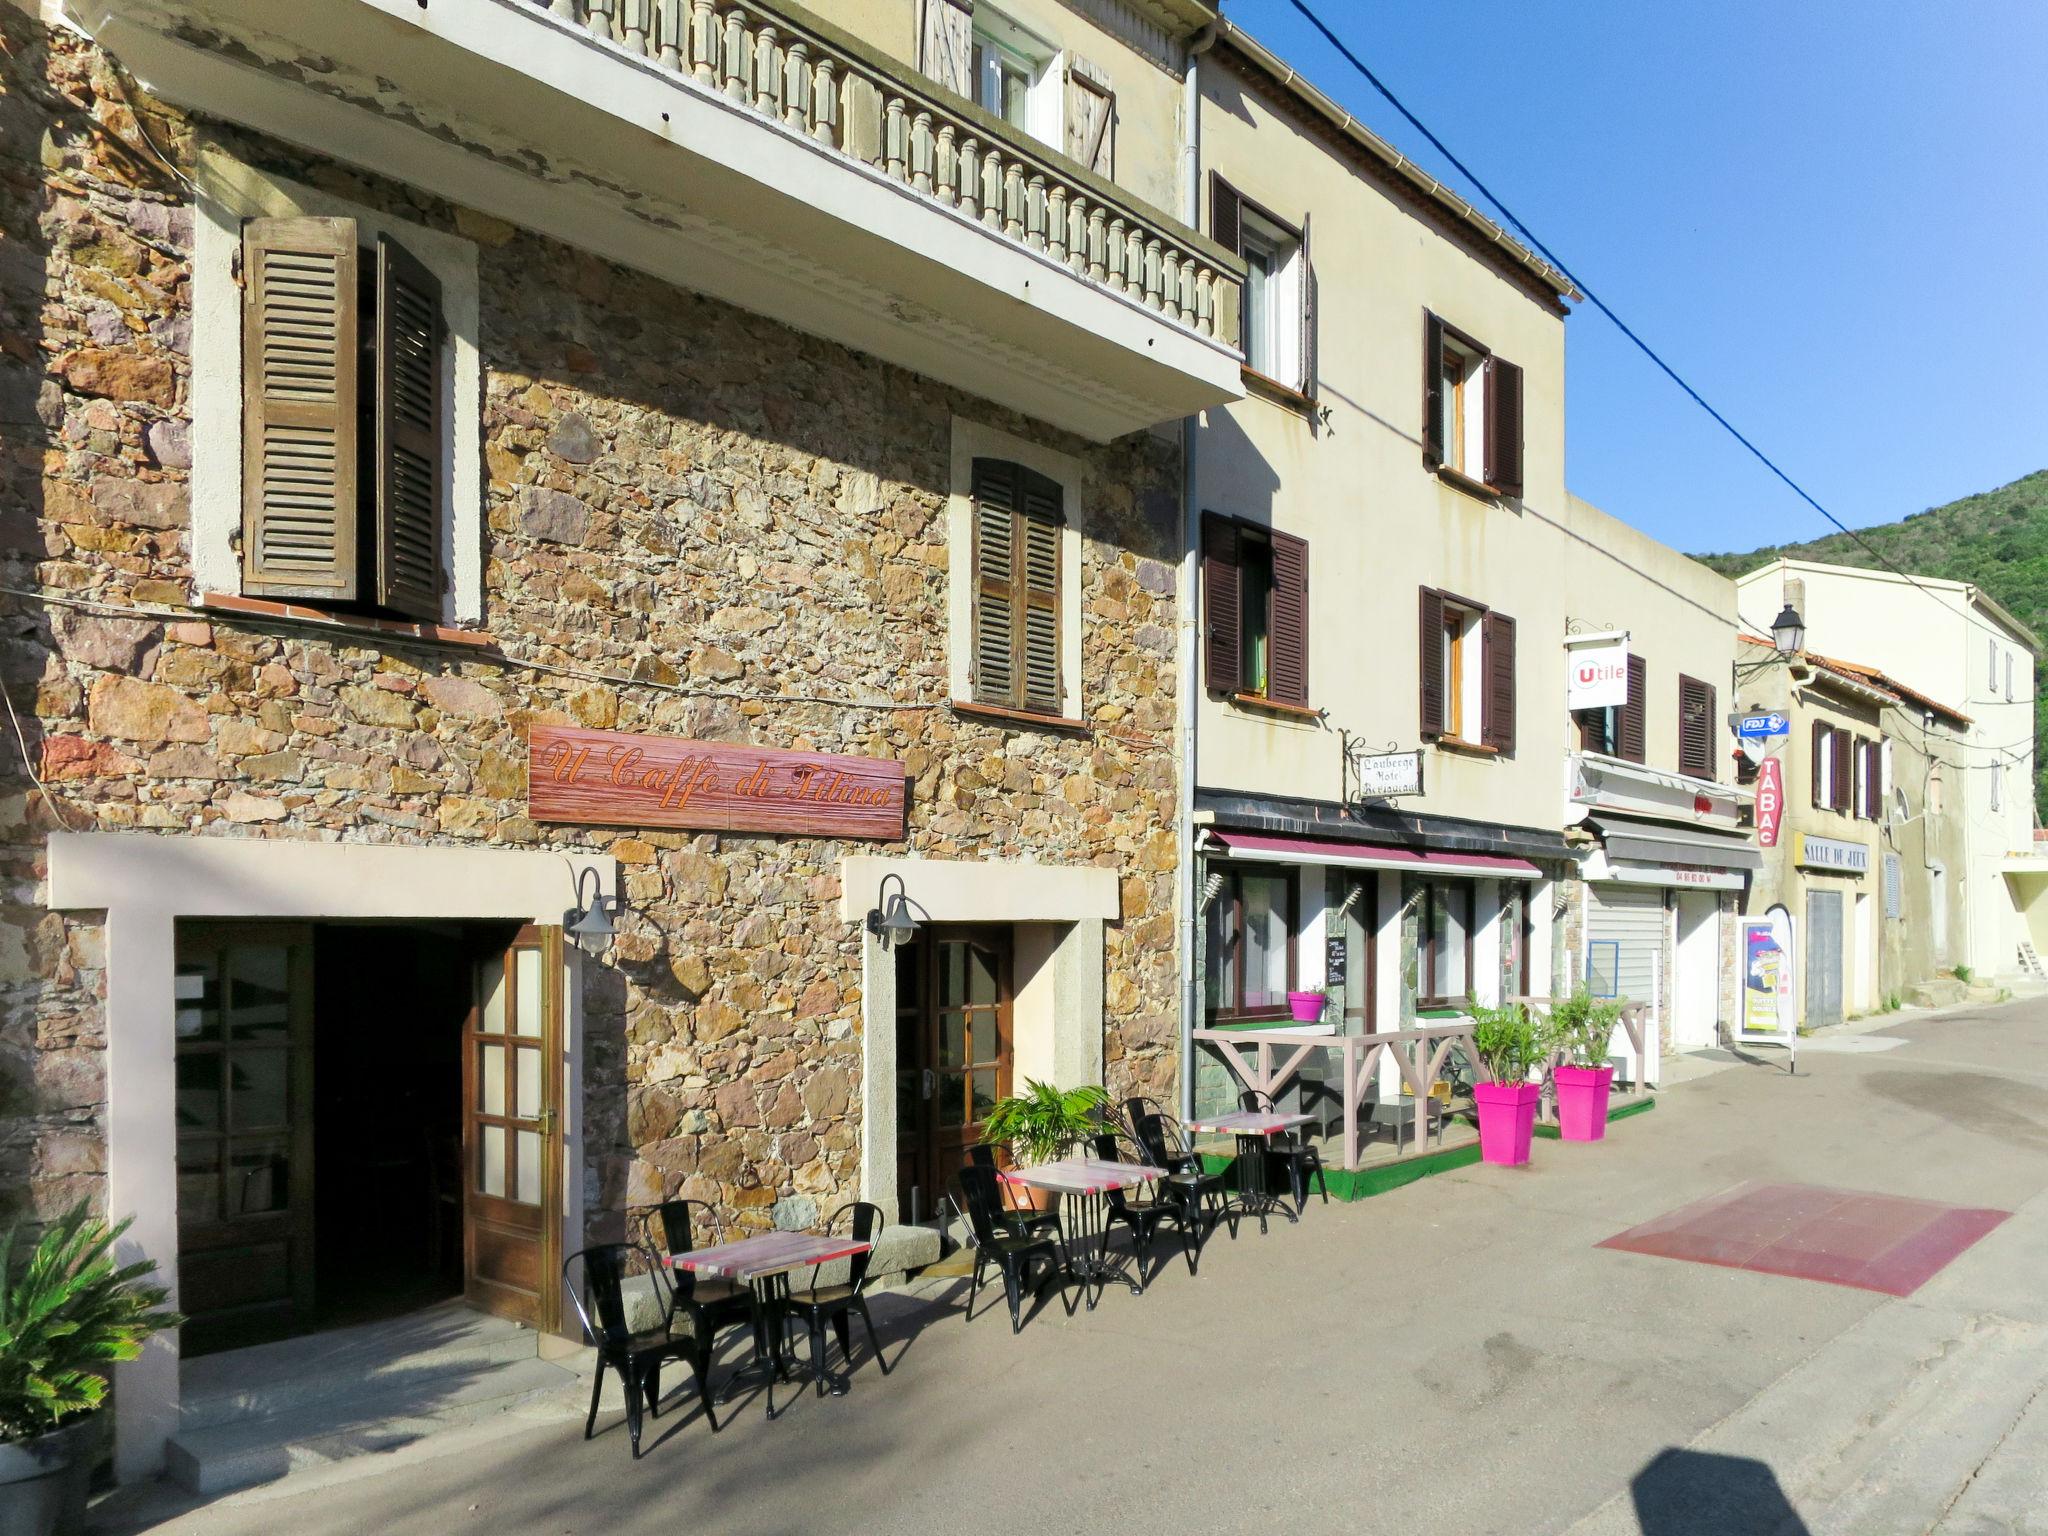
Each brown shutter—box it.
[1019,468,1063,715]
[1619,654,1647,763]
[1482,611,1516,754]
[972,458,1020,708]
[1834,729,1853,812]
[1811,719,1828,807]
[1268,530,1308,707]
[1210,172,1243,257]
[1870,740,1886,819]
[1678,674,1715,779]
[241,216,359,600]
[1298,211,1317,399]
[1201,512,1242,698]
[374,234,443,621]
[1422,311,1446,469]
[1418,586,1446,737]
[1485,357,1524,497]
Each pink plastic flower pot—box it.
[1553,1064,1616,1142]
[1473,1080,1542,1166]
[1286,991,1327,1023]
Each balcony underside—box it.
[87,0,1243,442]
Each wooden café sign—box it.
[529,725,906,839]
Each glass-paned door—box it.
[174,924,315,1355]
[898,927,1013,1219]
[464,925,561,1329]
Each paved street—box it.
[104,997,2048,1536]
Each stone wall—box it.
[0,12,1184,1234]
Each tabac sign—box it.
[529,725,906,839]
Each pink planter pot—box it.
[1473,1080,1542,1166]
[1554,1064,1616,1142]
[1285,991,1327,1023]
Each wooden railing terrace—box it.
[529,0,1243,349]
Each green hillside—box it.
[1693,468,2048,818]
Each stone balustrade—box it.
[534,0,1241,349]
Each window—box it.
[1678,674,1719,780]
[1211,175,1315,398]
[1811,721,1853,813]
[1576,655,1645,762]
[1853,735,1871,819]
[1418,878,1475,1007]
[1205,864,1295,1020]
[239,217,447,620]
[1202,513,1308,708]
[971,28,1034,126]
[1418,588,1516,752]
[970,457,1063,715]
[1422,312,1523,496]
[2006,651,2015,702]
[1990,636,1999,692]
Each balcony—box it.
[93,0,1245,440]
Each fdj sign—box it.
[1737,712,1789,738]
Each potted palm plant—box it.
[981,1079,1109,1210]
[1,1202,180,1536]
[1549,988,1625,1141]
[1468,1002,1545,1166]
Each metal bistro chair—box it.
[958,1162,1070,1334]
[1090,1130,1196,1286]
[564,1244,717,1458]
[644,1199,755,1399]
[1133,1110,1237,1257]
[968,1143,1063,1244]
[1238,1087,1330,1214]
[780,1202,893,1399]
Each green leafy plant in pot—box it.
[980,1079,1109,1210]
[1549,988,1626,1142]
[1467,1002,1544,1166]
[1,1202,180,1536]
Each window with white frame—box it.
[1437,333,1487,479]
[968,10,1055,142]
[1240,207,1304,387]
[1438,598,1484,743]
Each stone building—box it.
[0,0,1242,1475]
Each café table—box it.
[669,1229,873,1420]
[1183,1110,1314,1234]
[1001,1155,1166,1310]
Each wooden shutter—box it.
[972,458,1020,708]
[1811,719,1828,807]
[1210,172,1243,257]
[1482,611,1516,754]
[1268,530,1308,707]
[1485,357,1524,496]
[1063,60,1114,177]
[1870,739,1886,819]
[1834,729,1853,812]
[1618,654,1648,764]
[1298,212,1317,399]
[1019,470,1063,715]
[1201,512,1242,698]
[1678,674,1716,779]
[1418,586,1446,737]
[1422,311,1446,469]
[241,217,359,600]
[374,235,443,621]
[918,0,973,96]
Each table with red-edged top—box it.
[1001,1155,1165,1310]
[670,1229,872,1419]
[1183,1110,1314,1233]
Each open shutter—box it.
[1834,730,1853,812]
[1811,720,1828,807]
[241,216,359,600]
[1678,675,1715,779]
[971,458,1020,707]
[1268,530,1308,707]
[1870,739,1886,819]
[1619,654,1648,763]
[374,234,443,621]
[1210,172,1243,257]
[1485,357,1524,496]
[918,0,973,96]
[1422,311,1446,468]
[1063,59,1115,178]
[1201,512,1242,697]
[1418,586,1446,737]
[1298,211,1317,399]
[1482,612,1516,754]
[1019,469,1063,715]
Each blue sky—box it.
[1221,0,2048,556]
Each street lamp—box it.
[865,872,921,947]
[565,865,616,952]
[1770,603,1806,657]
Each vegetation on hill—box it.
[1693,469,2048,819]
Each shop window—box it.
[1418,587,1517,752]
[1418,878,1475,1007]
[1421,312,1523,496]
[1206,864,1296,1020]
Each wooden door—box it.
[174,924,316,1355]
[897,928,1013,1219]
[463,925,562,1329]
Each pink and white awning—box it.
[1204,831,1544,881]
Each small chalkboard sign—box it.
[1325,933,1348,990]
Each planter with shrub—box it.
[1548,989,1626,1142]
[1468,1003,1545,1166]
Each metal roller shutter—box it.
[1587,884,1663,1009]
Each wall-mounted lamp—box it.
[865,872,921,947]
[1770,602,1806,658]
[1199,871,1226,909]
[565,865,616,953]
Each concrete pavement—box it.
[98,996,2048,1536]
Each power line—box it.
[1280,0,2034,658]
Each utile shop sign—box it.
[1565,634,1629,710]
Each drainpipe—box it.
[1175,22,1217,1119]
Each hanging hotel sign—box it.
[528,725,906,839]
[1794,833,1869,875]
[1564,632,1630,710]
[1350,748,1425,799]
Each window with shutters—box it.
[1574,653,1646,764]
[1678,674,1718,780]
[961,6,1059,144]
[969,457,1064,716]
[238,215,449,622]
[1421,312,1523,497]
[1204,863,1297,1021]
[1211,175,1314,400]
[1203,514,1308,710]
[1418,588,1515,753]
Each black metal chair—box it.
[780,1202,893,1398]
[1090,1131,1195,1286]
[1238,1087,1330,1214]
[1133,1111,1237,1253]
[564,1243,716,1458]
[967,1143,1063,1244]
[644,1199,756,1393]
[958,1162,1069,1333]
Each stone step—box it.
[165,1355,581,1496]
[1905,978,1966,1008]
